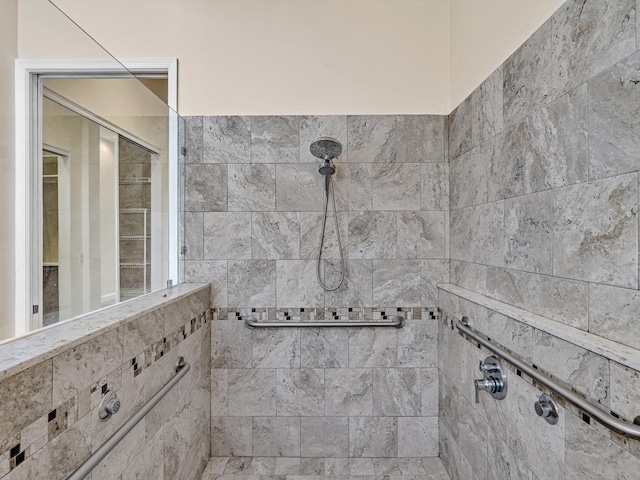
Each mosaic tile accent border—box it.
[213,306,438,322]
[0,308,211,474]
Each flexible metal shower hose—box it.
[316,175,344,291]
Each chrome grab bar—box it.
[67,357,190,480]
[456,317,640,438]
[245,315,405,329]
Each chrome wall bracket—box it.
[534,393,559,425]
[474,356,508,403]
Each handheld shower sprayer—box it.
[310,137,344,291]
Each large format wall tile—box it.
[471,67,504,145]
[184,260,228,307]
[398,417,438,457]
[349,417,398,457]
[228,369,276,416]
[252,212,300,260]
[396,115,446,163]
[300,211,349,261]
[276,260,324,307]
[185,164,227,212]
[487,121,527,201]
[253,328,300,369]
[211,417,253,456]
[451,201,504,267]
[372,368,421,416]
[372,163,421,210]
[325,369,373,416]
[589,283,640,350]
[324,260,373,308]
[553,173,638,288]
[610,361,640,422]
[300,417,349,457]
[333,163,372,211]
[349,211,396,259]
[300,328,349,368]
[228,260,276,307]
[204,212,251,259]
[551,0,636,95]
[252,417,301,457]
[421,163,449,211]
[397,211,445,259]
[448,96,473,161]
[450,141,490,210]
[299,115,348,163]
[251,116,299,164]
[524,85,588,191]
[589,51,640,180]
[228,164,276,211]
[421,259,450,307]
[373,259,421,307]
[397,321,438,368]
[275,164,323,211]
[348,328,397,368]
[184,116,203,164]
[203,116,251,164]
[184,211,204,260]
[276,369,324,416]
[348,115,395,163]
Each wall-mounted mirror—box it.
[0,0,186,343]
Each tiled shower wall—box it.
[443,0,640,478]
[0,286,211,480]
[182,115,449,457]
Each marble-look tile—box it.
[300,211,349,261]
[299,115,348,163]
[372,259,421,307]
[185,164,227,212]
[324,457,351,475]
[321,260,371,307]
[350,458,376,475]
[253,328,300,368]
[370,457,402,475]
[503,18,560,124]
[565,410,640,480]
[439,420,475,480]
[524,85,588,190]
[349,417,398,458]
[450,140,490,210]
[223,456,277,474]
[421,368,439,417]
[6,413,91,480]
[610,362,640,422]
[478,311,533,361]
[553,174,638,288]
[349,328,397,368]
[228,164,276,211]
[0,361,52,449]
[276,369,324,416]
[506,374,565,480]
[450,201,505,268]
[532,329,610,405]
[228,369,276,416]
[333,163,372,211]
[398,417,438,457]
[486,427,533,480]
[589,284,640,350]
[252,116,299,164]
[252,417,301,457]
[202,457,229,475]
[185,116,203,164]
[348,115,395,163]
[504,190,554,274]
[185,260,228,308]
[204,212,251,259]
[372,368,421,416]
[421,163,449,211]
[421,259,449,307]
[348,211,396,259]
[448,96,473,161]
[372,163,421,210]
[211,417,253,456]
[228,260,276,307]
[211,369,228,416]
[487,121,527,201]
[300,417,349,457]
[324,369,373,416]
[203,116,251,164]
[396,115,446,163]
[450,260,488,296]
[52,328,122,404]
[184,212,204,260]
[121,427,163,480]
[252,212,300,260]
[552,0,636,94]
[122,310,164,360]
[93,421,145,480]
[276,260,324,307]
[211,320,253,368]
[589,51,640,180]
[471,67,504,145]
[300,328,349,368]
[275,164,323,211]
[397,321,438,368]
[397,211,445,259]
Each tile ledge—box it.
[0,283,210,380]
[439,283,640,372]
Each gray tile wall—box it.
[444,0,640,478]
[0,288,211,480]
[439,288,640,480]
[183,114,448,458]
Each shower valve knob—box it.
[474,356,507,404]
[534,394,559,425]
[99,391,121,421]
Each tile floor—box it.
[200,457,450,479]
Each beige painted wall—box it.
[51,0,451,115]
[0,0,17,341]
[449,0,565,108]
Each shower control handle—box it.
[534,394,559,425]
[474,356,508,404]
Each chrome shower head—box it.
[310,137,342,161]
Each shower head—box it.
[310,137,342,161]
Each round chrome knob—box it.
[99,391,121,421]
[534,394,558,425]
